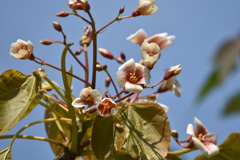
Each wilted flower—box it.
[72,87,102,111]
[157,66,181,97]
[141,41,161,69]
[134,0,158,16]
[187,117,219,158]
[97,98,116,116]
[10,39,34,60]
[116,58,150,93]
[127,29,175,49]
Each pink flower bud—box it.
[105,76,111,87]
[40,39,53,45]
[56,11,69,17]
[53,22,62,32]
[119,6,125,14]
[115,57,123,64]
[98,48,115,59]
[75,49,83,55]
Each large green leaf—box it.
[0,147,12,160]
[223,93,240,115]
[119,101,171,160]
[0,69,42,135]
[91,115,125,160]
[44,100,71,156]
[195,132,240,160]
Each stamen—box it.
[129,72,138,83]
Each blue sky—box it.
[1,0,240,159]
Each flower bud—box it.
[102,65,107,70]
[53,22,62,32]
[96,64,103,71]
[164,64,182,80]
[75,49,83,55]
[171,130,179,140]
[105,76,111,87]
[115,57,123,64]
[98,48,115,59]
[120,51,126,61]
[119,6,125,14]
[40,39,53,45]
[56,11,69,17]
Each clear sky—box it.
[1,0,240,159]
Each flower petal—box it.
[118,58,135,71]
[172,84,181,97]
[192,137,209,157]
[204,143,219,158]
[203,133,217,144]
[116,70,127,88]
[127,29,148,45]
[72,98,87,108]
[125,81,143,93]
[186,124,195,136]
[194,117,209,135]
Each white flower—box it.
[141,41,161,69]
[9,39,34,60]
[187,117,219,158]
[127,29,175,49]
[72,87,101,110]
[135,0,158,15]
[116,58,150,93]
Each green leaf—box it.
[91,115,125,160]
[66,66,73,90]
[44,101,71,156]
[0,69,42,135]
[118,101,171,160]
[0,147,12,160]
[195,132,240,160]
[197,70,219,102]
[223,93,240,115]
[164,154,182,160]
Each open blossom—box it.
[127,29,175,49]
[135,0,158,16]
[187,117,219,158]
[116,58,150,93]
[72,87,101,111]
[9,39,34,60]
[157,66,181,97]
[141,41,160,69]
[97,98,116,116]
